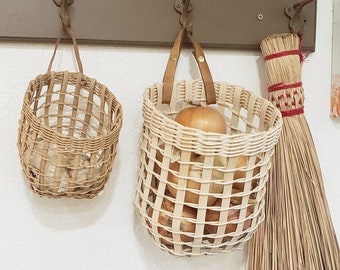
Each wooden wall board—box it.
[0,0,317,51]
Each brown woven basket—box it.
[134,28,282,256]
[17,24,122,199]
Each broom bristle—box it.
[247,34,340,270]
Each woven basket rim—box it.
[22,103,122,141]
[143,80,282,145]
[22,70,123,148]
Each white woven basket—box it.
[135,78,282,256]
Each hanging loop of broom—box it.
[247,0,340,269]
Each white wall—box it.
[0,1,338,269]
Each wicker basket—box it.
[17,25,122,199]
[134,29,282,256]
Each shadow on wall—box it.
[256,56,269,100]
[23,152,122,230]
[331,118,340,129]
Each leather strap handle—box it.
[162,28,216,104]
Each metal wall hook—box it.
[285,0,314,36]
[53,0,74,8]
[174,0,193,33]
[174,0,193,14]
[53,0,74,31]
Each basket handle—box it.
[162,28,216,104]
[47,0,83,73]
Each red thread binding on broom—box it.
[264,50,303,63]
[268,82,304,117]
[280,107,304,117]
[268,82,302,92]
[265,39,306,117]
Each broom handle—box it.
[162,28,216,104]
[47,0,83,73]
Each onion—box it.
[156,106,260,206]
[205,198,254,235]
[175,106,227,134]
[232,155,261,191]
[158,106,225,205]
[167,154,261,206]
[147,198,197,245]
[167,154,225,206]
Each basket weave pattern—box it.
[17,71,122,198]
[135,80,282,256]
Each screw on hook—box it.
[257,13,264,21]
[174,0,193,14]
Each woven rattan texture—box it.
[17,71,122,198]
[135,80,282,256]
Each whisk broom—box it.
[246,33,340,269]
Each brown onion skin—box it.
[167,159,221,206]
[154,107,260,207]
[147,199,197,245]
[204,198,254,235]
[166,154,261,206]
[232,156,261,191]
[175,106,227,134]
[156,148,261,193]
[160,107,226,205]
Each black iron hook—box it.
[174,0,193,34]
[53,0,74,8]
[53,0,74,32]
[285,0,314,36]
